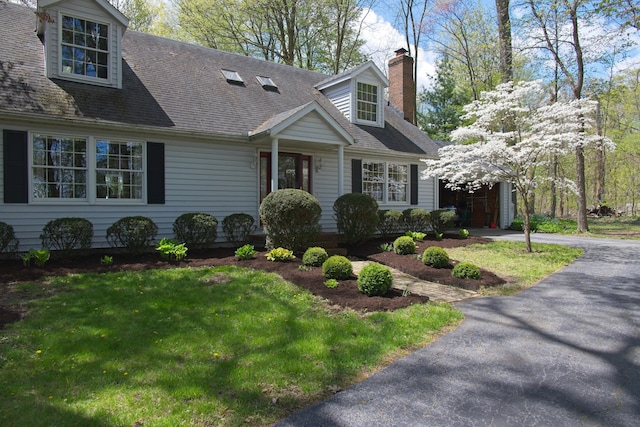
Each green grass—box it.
[585,216,640,239]
[0,266,463,427]
[447,241,583,296]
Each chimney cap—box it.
[394,47,409,56]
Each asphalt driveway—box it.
[275,233,640,426]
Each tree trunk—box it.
[495,0,513,83]
[576,145,589,232]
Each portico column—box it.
[271,138,279,193]
[338,145,344,196]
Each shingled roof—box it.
[0,1,440,157]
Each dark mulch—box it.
[0,234,502,328]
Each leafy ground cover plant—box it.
[235,244,257,260]
[266,247,295,262]
[155,238,188,261]
[21,248,50,267]
[405,231,426,241]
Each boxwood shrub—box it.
[452,262,481,280]
[106,216,158,255]
[357,263,393,296]
[0,221,19,254]
[40,217,93,258]
[421,246,450,268]
[173,212,218,249]
[322,255,353,280]
[403,208,431,233]
[222,213,257,245]
[259,189,321,251]
[430,209,456,235]
[393,235,416,255]
[377,209,404,238]
[334,193,379,246]
[302,247,329,267]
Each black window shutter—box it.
[147,142,165,204]
[3,130,28,203]
[410,164,418,205]
[351,159,362,193]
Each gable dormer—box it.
[37,0,129,88]
[316,61,388,128]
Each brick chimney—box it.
[388,48,416,125]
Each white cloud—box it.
[358,8,436,91]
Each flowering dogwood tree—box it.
[422,80,613,252]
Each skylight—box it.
[221,69,244,84]
[256,75,277,88]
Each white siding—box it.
[311,155,340,232]
[321,81,351,121]
[500,182,515,228]
[0,134,259,251]
[278,111,345,143]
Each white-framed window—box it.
[30,133,145,203]
[95,140,144,200]
[356,82,378,123]
[362,161,408,203]
[61,14,109,80]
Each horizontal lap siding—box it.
[278,112,344,142]
[0,137,258,251]
[312,156,340,233]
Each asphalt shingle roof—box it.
[0,1,440,156]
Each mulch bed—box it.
[0,234,503,328]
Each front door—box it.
[260,152,311,201]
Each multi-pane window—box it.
[31,135,144,201]
[96,140,143,200]
[61,15,109,79]
[357,82,378,122]
[362,161,408,203]
[32,135,87,199]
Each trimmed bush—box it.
[403,208,431,233]
[302,247,329,267]
[259,189,321,251]
[357,263,393,296]
[322,255,353,280]
[222,213,257,245]
[422,246,450,268]
[377,209,404,238]
[334,193,379,246]
[106,216,158,255]
[430,209,456,235]
[0,222,19,254]
[393,235,416,255]
[40,217,93,258]
[173,212,218,249]
[452,262,481,280]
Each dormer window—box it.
[356,82,378,123]
[61,15,109,80]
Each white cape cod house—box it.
[0,0,513,251]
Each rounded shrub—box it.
[403,208,431,233]
[377,209,404,238]
[173,212,218,249]
[322,255,353,280]
[452,262,481,280]
[302,247,329,267]
[0,221,19,254]
[41,217,93,257]
[222,213,257,245]
[259,189,321,251]
[357,263,393,296]
[333,193,379,246]
[106,216,158,255]
[430,209,457,235]
[393,235,416,255]
[422,246,450,268]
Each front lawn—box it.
[0,266,462,427]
